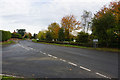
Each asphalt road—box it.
[2,40,118,78]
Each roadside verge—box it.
[32,39,120,53]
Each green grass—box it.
[0,40,15,45]
[32,40,120,53]
[0,75,36,80]
[32,39,37,43]
[94,47,120,52]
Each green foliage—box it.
[27,33,32,39]
[24,34,29,38]
[0,30,1,41]
[37,31,46,40]
[58,28,64,41]
[0,30,11,42]
[0,40,15,45]
[32,39,37,42]
[17,29,26,36]
[48,22,60,40]
[77,32,89,43]
[11,33,22,39]
[92,11,119,47]
[64,29,70,41]
[46,31,53,41]
[33,33,37,39]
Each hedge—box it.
[0,30,11,42]
[11,33,22,39]
[37,40,93,47]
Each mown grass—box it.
[32,39,37,43]
[1,76,34,80]
[32,39,120,53]
[0,40,15,45]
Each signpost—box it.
[93,39,98,48]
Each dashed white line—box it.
[17,44,111,79]
[68,62,77,66]
[62,59,66,62]
[52,56,58,59]
[80,66,91,72]
[60,58,63,61]
[96,72,111,79]
[48,54,52,57]
[59,59,66,62]
[43,53,46,55]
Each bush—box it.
[58,28,64,41]
[0,30,11,42]
[37,40,93,47]
[46,31,52,41]
[77,32,89,43]
[11,33,22,39]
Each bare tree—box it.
[81,10,92,33]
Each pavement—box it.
[2,40,118,78]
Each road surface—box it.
[2,40,118,78]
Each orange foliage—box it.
[95,1,120,23]
[61,15,81,32]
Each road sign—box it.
[93,39,98,42]
[93,39,98,48]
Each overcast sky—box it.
[0,0,114,34]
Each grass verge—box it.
[32,39,37,43]
[32,40,120,53]
[0,40,15,45]
[1,76,35,80]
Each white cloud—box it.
[0,0,30,16]
[0,0,113,34]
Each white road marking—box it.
[62,59,66,62]
[52,56,57,59]
[60,58,63,61]
[48,54,52,57]
[59,59,67,62]
[18,44,30,51]
[68,62,77,66]
[17,44,111,79]
[43,53,46,55]
[80,66,91,72]
[96,72,111,79]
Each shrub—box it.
[11,33,22,39]
[0,30,11,41]
[77,32,89,43]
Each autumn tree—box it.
[61,15,81,41]
[28,33,32,39]
[92,1,120,47]
[48,22,60,41]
